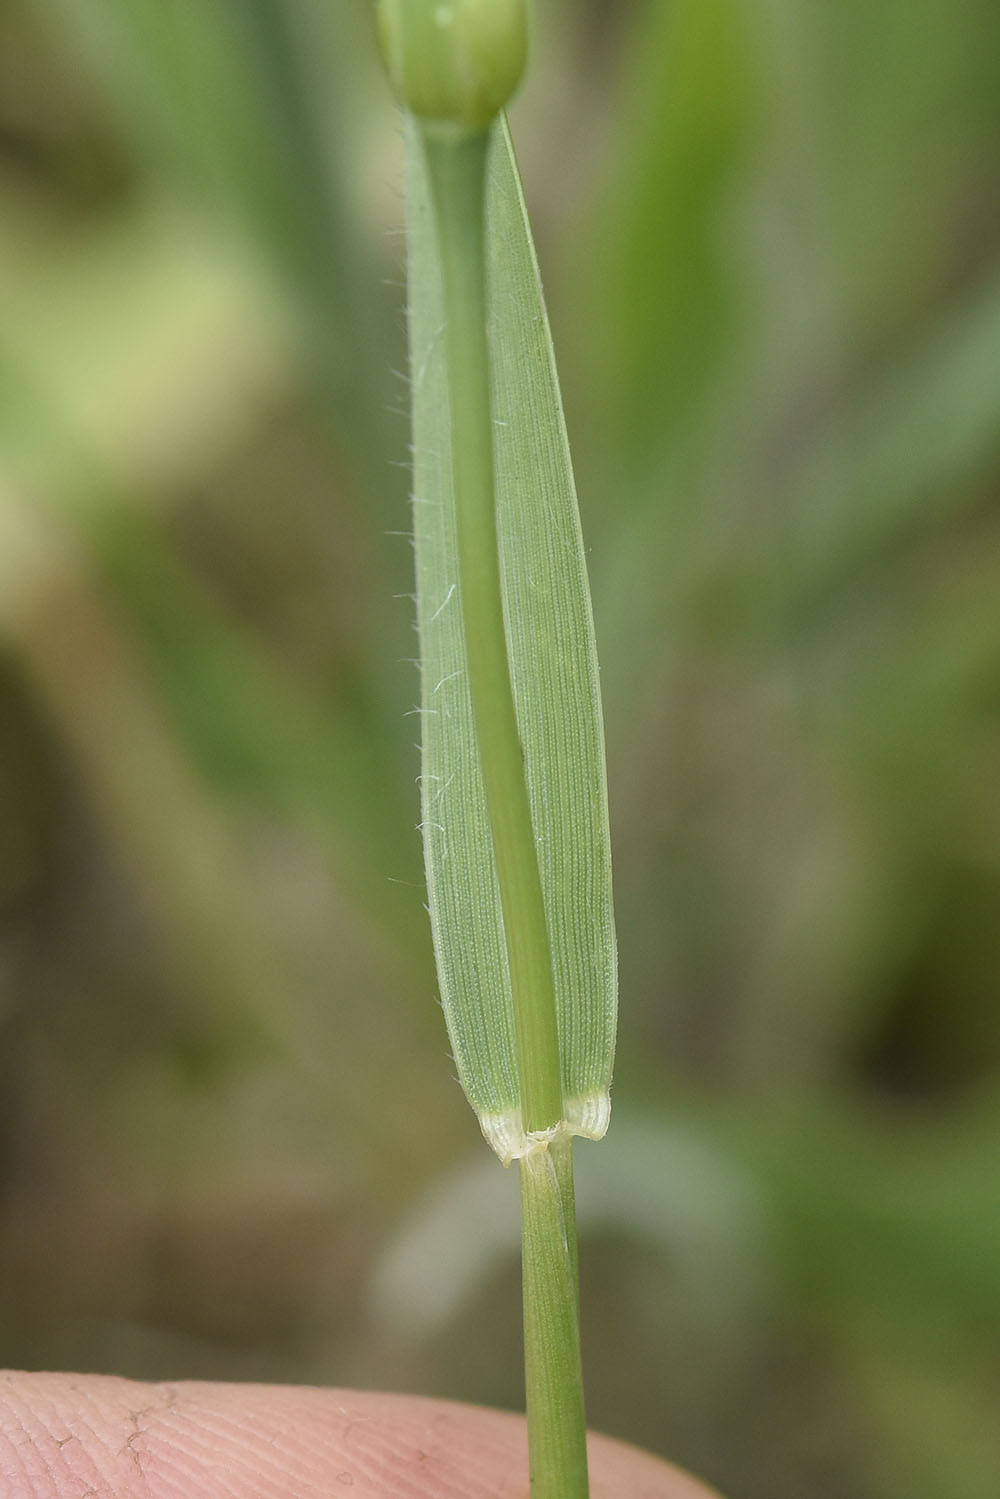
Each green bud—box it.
[377,0,528,129]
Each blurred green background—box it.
[2,1,999,1495]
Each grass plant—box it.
[379,3,616,1492]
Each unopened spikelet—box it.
[377,0,528,129]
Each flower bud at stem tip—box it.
[377,0,528,129]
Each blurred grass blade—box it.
[780,263,1000,609]
[407,117,617,1162]
[574,0,754,469]
[44,0,388,449]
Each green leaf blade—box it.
[408,117,617,1161]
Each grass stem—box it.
[521,1133,589,1498]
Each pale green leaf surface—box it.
[407,117,616,1162]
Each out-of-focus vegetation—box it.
[1,1,999,1495]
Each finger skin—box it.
[0,1372,719,1499]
